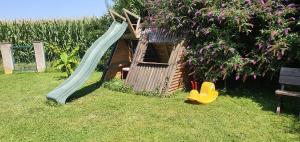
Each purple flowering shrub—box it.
[147,0,299,82]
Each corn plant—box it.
[0,16,112,71]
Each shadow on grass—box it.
[44,81,101,106]
[216,77,300,116]
[54,75,68,80]
[222,88,300,116]
[66,81,101,103]
[184,100,201,105]
[221,87,300,136]
[45,99,62,107]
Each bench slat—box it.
[275,90,300,97]
[279,76,300,86]
[279,67,300,86]
[280,67,300,77]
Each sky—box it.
[0,0,114,20]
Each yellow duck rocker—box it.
[187,81,219,104]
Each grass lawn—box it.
[0,72,299,141]
[0,60,3,74]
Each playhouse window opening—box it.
[128,40,138,57]
[143,43,172,63]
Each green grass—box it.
[0,72,299,142]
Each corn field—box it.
[0,16,112,63]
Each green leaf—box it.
[60,53,68,63]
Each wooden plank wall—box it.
[126,63,169,92]
[104,39,132,80]
[125,35,186,95]
[167,45,186,93]
[159,41,185,94]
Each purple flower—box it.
[207,11,213,17]
[257,43,263,49]
[201,28,210,35]
[253,74,257,80]
[284,28,289,35]
[288,3,296,8]
[245,0,252,4]
[221,4,226,8]
[271,31,277,40]
[188,59,192,65]
[277,53,282,60]
[195,11,201,17]
[207,43,213,48]
[192,21,197,27]
[260,0,267,5]
[218,11,225,24]
[235,75,240,80]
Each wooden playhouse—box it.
[102,9,187,95]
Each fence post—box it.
[0,43,14,74]
[33,42,46,72]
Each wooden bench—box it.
[275,67,300,114]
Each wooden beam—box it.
[109,10,126,21]
[123,8,140,19]
[123,11,136,38]
[122,8,141,39]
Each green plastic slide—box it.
[47,21,128,104]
